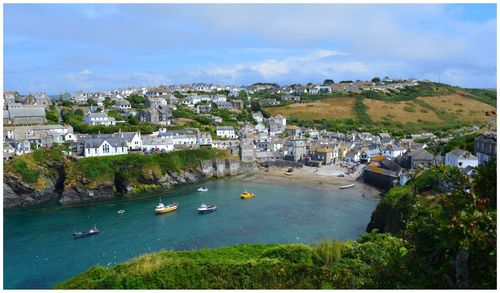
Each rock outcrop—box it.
[5,158,254,208]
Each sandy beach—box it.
[233,164,381,198]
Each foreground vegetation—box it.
[56,159,496,289]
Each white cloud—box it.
[79,69,92,75]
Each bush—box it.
[312,239,343,265]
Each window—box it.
[103,143,110,154]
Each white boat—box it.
[117,209,125,214]
[197,187,208,192]
[198,203,217,214]
[340,184,355,189]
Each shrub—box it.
[312,239,343,265]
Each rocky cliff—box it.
[4,149,254,208]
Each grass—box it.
[266,97,355,120]
[417,94,496,124]
[363,99,441,124]
[54,236,405,289]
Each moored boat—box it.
[73,226,100,239]
[240,191,255,199]
[340,184,355,189]
[197,187,208,192]
[117,209,125,214]
[155,196,178,214]
[198,203,217,214]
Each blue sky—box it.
[4,4,497,94]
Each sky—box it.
[3,3,497,94]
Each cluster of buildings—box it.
[3,91,50,126]
[3,81,496,191]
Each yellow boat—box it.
[240,191,255,199]
[155,196,178,214]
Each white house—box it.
[382,145,406,159]
[141,137,174,152]
[116,131,142,149]
[344,150,360,163]
[83,113,116,126]
[445,149,479,169]
[172,135,197,146]
[84,137,128,157]
[197,133,213,145]
[216,126,238,139]
[211,140,240,149]
[113,99,131,110]
[64,132,77,142]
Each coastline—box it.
[232,165,381,198]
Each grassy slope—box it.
[5,147,231,192]
[55,235,407,289]
[265,84,496,134]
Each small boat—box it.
[197,187,208,192]
[155,196,178,214]
[73,225,100,239]
[198,203,217,214]
[284,171,292,175]
[337,174,345,177]
[340,184,355,189]
[117,209,125,214]
[241,191,255,199]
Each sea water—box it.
[4,180,379,289]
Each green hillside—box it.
[265,82,496,135]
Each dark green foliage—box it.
[61,108,157,134]
[472,158,496,207]
[126,95,147,109]
[354,97,372,124]
[462,88,496,107]
[443,132,479,155]
[46,105,59,122]
[250,101,262,112]
[172,91,186,99]
[61,100,74,107]
[323,79,334,85]
[172,105,197,119]
[87,98,98,106]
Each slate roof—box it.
[84,137,127,148]
[6,107,46,118]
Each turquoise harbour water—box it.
[4,180,379,289]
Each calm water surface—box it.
[4,180,378,289]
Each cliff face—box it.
[5,158,253,208]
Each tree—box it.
[87,98,98,106]
[371,77,381,83]
[127,115,139,125]
[95,107,103,113]
[61,100,74,107]
[250,101,262,112]
[323,79,335,85]
[172,91,185,99]
[238,90,248,100]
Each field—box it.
[266,97,355,120]
[417,94,496,124]
[264,88,496,134]
[363,99,441,123]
